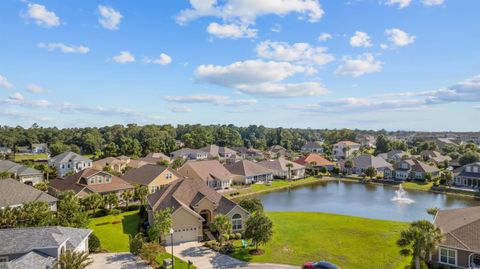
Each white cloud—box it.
[207,22,257,39]
[350,31,372,47]
[385,28,416,47]
[170,105,192,113]
[335,53,383,77]
[176,0,324,24]
[145,53,172,65]
[9,92,24,101]
[271,24,282,33]
[98,5,122,30]
[256,40,335,66]
[385,0,412,8]
[239,82,329,97]
[26,84,47,93]
[25,3,60,27]
[318,32,332,42]
[113,51,135,64]
[164,95,257,106]
[38,42,89,54]
[0,75,13,89]
[422,0,444,6]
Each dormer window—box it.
[97,176,102,183]
[473,166,479,173]
[466,166,472,173]
[90,178,94,184]
[166,173,172,179]
[105,177,110,183]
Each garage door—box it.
[171,227,198,244]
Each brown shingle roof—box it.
[258,158,305,172]
[224,160,272,177]
[435,206,480,252]
[121,164,173,185]
[178,160,232,182]
[295,153,334,166]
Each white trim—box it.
[438,247,458,267]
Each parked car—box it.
[303,261,340,269]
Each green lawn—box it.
[13,153,49,161]
[231,212,410,269]
[401,181,433,192]
[156,252,197,269]
[88,210,141,252]
[230,177,321,198]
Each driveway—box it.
[171,242,299,269]
[88,253,152,269]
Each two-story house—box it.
[32,143,49,154]
[301,141,324,153]
[0,160,44,185]
[386,159,440,181]
[48,151,92,177]
[453,162,480,190]
[332,141,361,159]
[377,150,409,162]
[178,160,232,189]
[199,145,237,159]
[122,164,181,193]
[170,148,209,161]
[0,226,91,268]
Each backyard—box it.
[230,212,410,269]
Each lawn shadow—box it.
[122,212,141,238]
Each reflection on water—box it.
[258,180,480,222]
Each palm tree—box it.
[121,189,134,210]
[426,207,440,219]
[397,220,444,269]
[134,185,148,205]
[210,214,232,246]
[58,250,92,269]
[103,193,118,211]
[82,193,102,215]
[0,207,19,228]
[286,163,294,181]
[344,159,353,174]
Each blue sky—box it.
[0,0,479,130]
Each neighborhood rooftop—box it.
[0,179,57,208]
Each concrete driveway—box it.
[171,242,299,269]
[88,253,152,269]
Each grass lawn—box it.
[230,177,322,199]
[230,212,410,269]
[88,210,141,252]
[13,153,49,161]
[156,252,197,269]
[401,181,433,192]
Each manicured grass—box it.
[13,153,49,161]
[156,252,197,269]
[230,177,322,199]
[230,212,410,269]
[401,181,433,191]
[88,210,141,252]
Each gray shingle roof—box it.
[0,160,42,176]
[352,154,393,170]
[225,160,272,177]
[0,226,91,256]
[0,179,57,208]
[2,250,56,269]
[258,158,305,172]
[121,164,171,185]
[49,152,91,164]
[199,145,236,157]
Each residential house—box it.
[178,160,232,189]
[32,143,49,154]
[377,150,409,163]
[356,134,376,148]
[268,145,291,158]
[49,152,92,177]
[386,159,440,181]
[0,226,91,268]
[139,152,172,164]
[49,169,134,199]
[0,179,57,210]
[0,160,44,185]
[93,156,131,173]
[199,145,237,159]
[170,148,209,161]
[452,162,480,190]
[420,150,452,165]
[258,158,306,180]
[431,206,480,268]
[147,177,249,244]
[435,137,459,149]
[122,164,181,193]
[16,146,30,154]
[332,141,361,159]
[346,154,393,175]
[301,141,324,153]
[0,147,12,157]
[231,147,264,161]
[225,160,273,185]
[294,153,335,171]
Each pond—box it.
[258,180,480,222]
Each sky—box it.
[0,0,479,131]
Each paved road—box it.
[88,253,152,269]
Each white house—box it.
[333,141,361,159]
[49,151,92,177]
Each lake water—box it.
[258,180,480,222]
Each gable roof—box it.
[225,160,272,177]
[0,160,43,176]
[121,164,174,185]
[434,206,480,252]
[178,160,232,182]
[0,179,57,208]
[49,168,133,195]
[335,140,361,146]
[352,154,393,170]
[295,153,334,166]
[453,162,480,179]
[49,151,91,164]
[199,145,236,157]
[258,158,305,172]
[93,156,129,167]
[171,148,206,157]
[147,177,241,217]
[139,152,171,164]
[302,141,323,149]
[411,159,439,173]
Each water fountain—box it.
[391,184,415,204]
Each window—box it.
[105,177,110,183]
[97,176,102,183]
[439,247,456,266]
[166,173,172,179]
[232,214,242,230]
[466,166,472,172]
[0,257,8,262]
[90,178,94,184]
[473,166,479,173]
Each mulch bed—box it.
[249,249,265,255]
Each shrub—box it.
[127,204,140,211]
[229,233,236,240]
[138,205,147,218]
[219,242,234,254]
[110,209,122,216]
[88,234,101,252]
[140,242,164,267]
[129,233,144,255]
[220,234,229,242]
[93,209,107,218]
[204,240,218,248]
[235,233,242,239]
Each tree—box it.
[375,134,391,155]
[103,193,119,211]
[134,185,148,205]
[82,193,103,215]
[459,151,480,166]
[57,191,89,228]
[364,166,377,180]
[344,160,353,174]
[426,207,439,218]
[148,208,173,243]
[34,181,49,192]
[171,157,186,170]
[88,234,101,252]
[0,207,19,228]
[129,233,144,255]
[58,251,92,269]
[210,214,232,246]
[20,201,56,227]
[286,162,294,181]
[239,198,264,214]
[244,213,273,251]
[397,220,444,269]
[121,189,134,210]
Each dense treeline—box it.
[0,124,363,157]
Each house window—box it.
[0,257,8,262]
[473,166,479,173]
[97,176,102,183]
[105,177,110,183]
[90,178,94,184]
[232,214,242,230]
[439,247,456,266]
[466,166,472,172]
[166,173,172,179]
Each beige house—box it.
[122,164,181,193]
[93,156,131,173]
[147,177,249,244]
[178,160,232,189]
[138,152,172,164]
[225,159,273,185]
[258,158,306,180]
[332,141,361,159]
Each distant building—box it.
[170,148,209,161]
[0,147,12,157]
[0,179,57,210]
[178,160,232,189]
[93,156,131,173]
[225,159,273,185]
[0,160,44,185]
[356,134,376,148]
[332,141,361,159]
[258,158,306,180]
[139,152,172,164]
[295,153,334,171]
[300,141,324,153]
[385,159,440,181]
[420,150,451,165]
[231,147,264,160]
[122,164,181,193]
[31,143,49,154]
[48,152,92,177]
[377,150,409,162]
[199,145,237,159]
[0,226,91,268]
[346,154,393,175]
[452,162,480,190]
